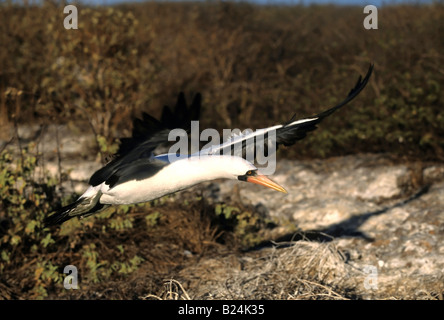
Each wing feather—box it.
[205,64,373,159]
[89,92,201,187]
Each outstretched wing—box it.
[205,64,373,159]
[276,64,373,147]
[117,92,201,156]
[88,92,201,187]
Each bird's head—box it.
[211,156,287,194]
[188,155,287,194]
[237,168,287,194]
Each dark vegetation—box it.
[0,1,443,299]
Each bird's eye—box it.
[246,170,254,176]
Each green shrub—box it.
[0,144,60,298]
[214,203,269,248]
[0,144,152,298]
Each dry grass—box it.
[142,238,444,300]
[173,241,353,299]
[142,279,192,300]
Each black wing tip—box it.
[276,63,374,146]
[348,63,374,97]
[359,63,374,88]
[315,63,374,119]
[162,91,202,129]
[191,92,201,121]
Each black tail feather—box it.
[44,191,107,227]
[44,198,85,226]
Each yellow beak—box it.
[246,175,287,194]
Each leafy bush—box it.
[0,144,159,298]
[0,144,61,298]
[214,203,272,248]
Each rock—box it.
[211,154,444,299]
[235,155,413,225]
[423,165,444,184]
[288,197,379,230]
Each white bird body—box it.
[96,155,256,205]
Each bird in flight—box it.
[45,65,373,226]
